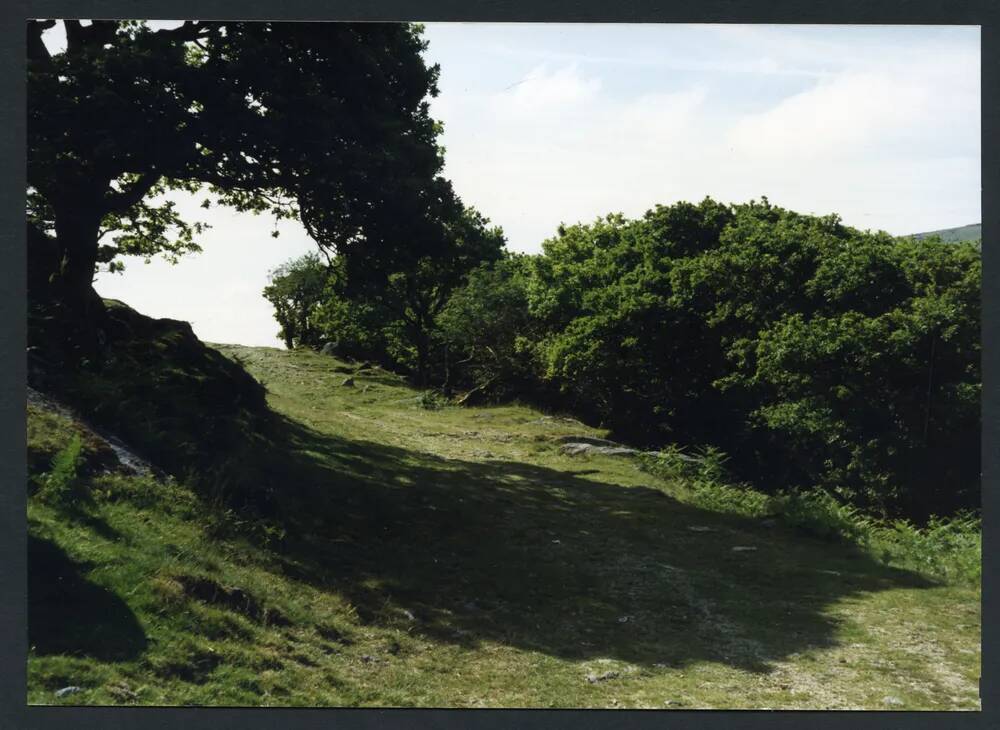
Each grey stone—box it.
[560,442,638,457]
[554,435,621,447]
[54,686,83,698]
[586,671,620,683]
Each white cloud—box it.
[494,65,602,116]
[728,71,931,160]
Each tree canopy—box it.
[27,19,453,306]
[264,206,506,384]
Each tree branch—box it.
[27,20,55,62]
[63,20,85,52]
[64,19,122,54]
[153,21,213,43]
[104,172,161,214]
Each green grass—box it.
[27,345,981,709]
[638,447,982,586]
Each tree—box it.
[438,254,539,401]
[27,20,450,314]
[527,199,734,444]
[265,206,506,383]
[262,253,330,350]
[333,206,506,384]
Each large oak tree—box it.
[27,19,455,309]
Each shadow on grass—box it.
[28,535,147,661]
[263,415,932,674]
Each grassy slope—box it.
[910,223,982,243]
[27,345,981,709]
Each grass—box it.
[26,344,981,709]
[638,446,982,586]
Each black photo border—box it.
[2,1,996,728]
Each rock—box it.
[687,526,715,532]
[320,342,339,356]
[882,696,904,707]
[617,615,631,624]
[54,686,82,698]
[106,682,139,701]
[555,435,622,447]
[341,377,355,387]
[586,671,620,684]
[561,443,638,457]
[360,654,375,663]
[731,546,758,552]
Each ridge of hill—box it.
[26,342,981,709]
[909,223,981,243]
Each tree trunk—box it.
[415,334,428,387]
[50,200,104,311]
[29,199,109,367]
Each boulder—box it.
[554,435,622,447]
[560,442,638,457]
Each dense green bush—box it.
[519,198,980,519]
[438,255,542,401]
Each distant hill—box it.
[909,223,981,243]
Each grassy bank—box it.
[27,344,981,709]
[638,447,981,586]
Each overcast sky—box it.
[45,23,981,348]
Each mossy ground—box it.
[27,345,981,709]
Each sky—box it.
[42,22,982,348]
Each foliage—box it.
[266,206,506,384]
[438,255,540,400]
[639,446,771,519]
[262,253,330,350]
[338,206,507,383]
[28,19,451,304]
[418,390,447,410]
[526,200,737,445]
[519,199,980,519]
[640,443,980,585]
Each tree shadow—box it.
[28,535,148,661]
[264,415,932,674]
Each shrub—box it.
[418,390,446,411]
[772,489,874,545]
